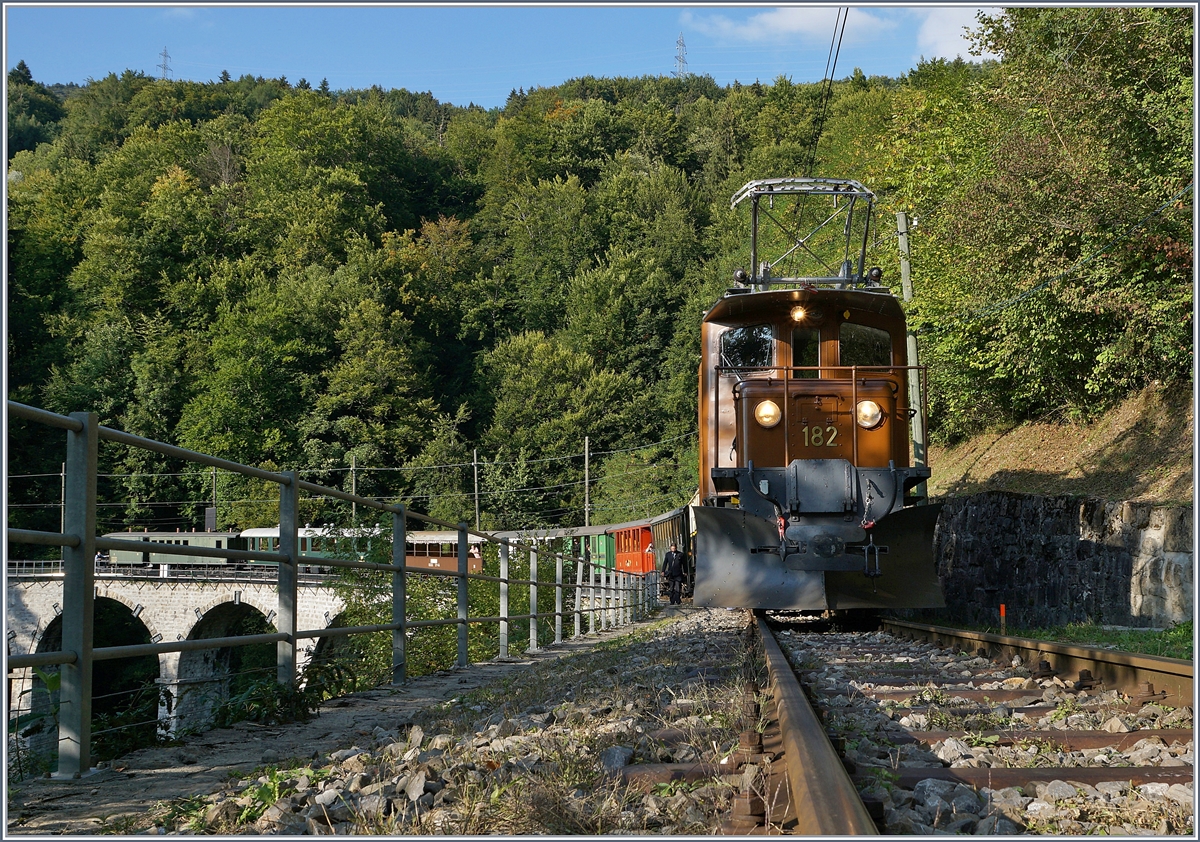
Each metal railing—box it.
[6,401,661,778]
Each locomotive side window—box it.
[721,324,773,371]
[839,323,892,367]
[791,327,819,378]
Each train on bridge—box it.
[99,526,483,575]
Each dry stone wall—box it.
[930,492,1192,629]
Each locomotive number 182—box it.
[801,424,840,447]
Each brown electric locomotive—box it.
[693,178,945,611]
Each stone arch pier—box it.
[7,576,344,735]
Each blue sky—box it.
[5,5,999,109]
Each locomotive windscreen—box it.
[721,324,772,369]
[839,322,892,367]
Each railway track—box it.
[728,613,1194,835]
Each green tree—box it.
[7,61,66,155]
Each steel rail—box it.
[758,613,877,834]
[881,619,1193,705]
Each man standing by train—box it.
[663,543,686,605]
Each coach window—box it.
[839,322,892,368]
[791,327,820,377]
[721,324,773,372]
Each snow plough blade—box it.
[691,504,945,611]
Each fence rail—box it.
[6,401,661,779]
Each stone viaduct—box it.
[6,572,346,736]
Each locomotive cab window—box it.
[791,327,819,378]
[839,322,892,368]
[721,324,773,372]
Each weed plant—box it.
[967,620,1192,660]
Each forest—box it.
[7,8,1193,539]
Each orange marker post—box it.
[1000,603,1007,636]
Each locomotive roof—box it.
[704,285,905,324]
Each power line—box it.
[7,431,700,483]
[804,7,848,177]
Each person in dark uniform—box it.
[663,543,686,605]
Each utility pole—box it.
[673,33,688,78]
[350,454,357,523]
[473,449,480,530]
[584,437,590,527]
[158,47,171,81]
[60,462,65,534]
[207,466,217,531]
[897,211,927,501]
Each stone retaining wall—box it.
[929,492,1193,630]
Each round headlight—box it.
[754,400,782,428]
[856,400,884,429]
[790,306,807,322]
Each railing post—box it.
[614,570,624,628]
[555,552,563,644]
[616,571,623,626]
[624,572,631,624]
[588,561,596,634]
[603,566,611,630]
[499,542,509,658]
[529,544,538,652]
[573,553,583,639]
[57,411,97,778]
[632,573,639,623]
[457,523,469,668]
[277,471,298,687]
[391,507,406,684]
[627,572,633,624]
[616,569,622,626]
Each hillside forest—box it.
[7,8,1193,540]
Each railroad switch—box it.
[1074,668,1103,691]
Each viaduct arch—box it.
[7,576,345,735]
